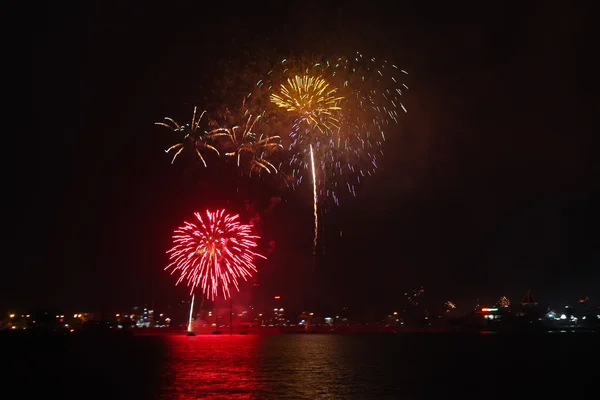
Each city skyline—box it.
[2,286,596,319]
[3,289,598,334]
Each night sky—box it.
[13,2,597,313]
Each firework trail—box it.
[187,293,195,332]
[166,209,265,301]
[274,75,341,255]
[155,106,221,166]
[309,144,318,255]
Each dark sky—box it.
[11,2,597,313]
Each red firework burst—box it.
[166,209,265,300]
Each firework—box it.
[250,53,408,207]
[270,77,326,254]
[270,74,343,133]
[166,209,266,300]
[207,105,283,175]
[155,106,221,166]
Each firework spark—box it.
[155,106,221,166]
[445,301,456,310]
[406,286,424,306]
[166,209,265,300]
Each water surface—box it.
[9,332,597,399]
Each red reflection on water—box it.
[162,335,262,399]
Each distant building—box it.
[521,290,538,306]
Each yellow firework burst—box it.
[155,106,220,166]
[208,114,282,174]
[270,75,344,132]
